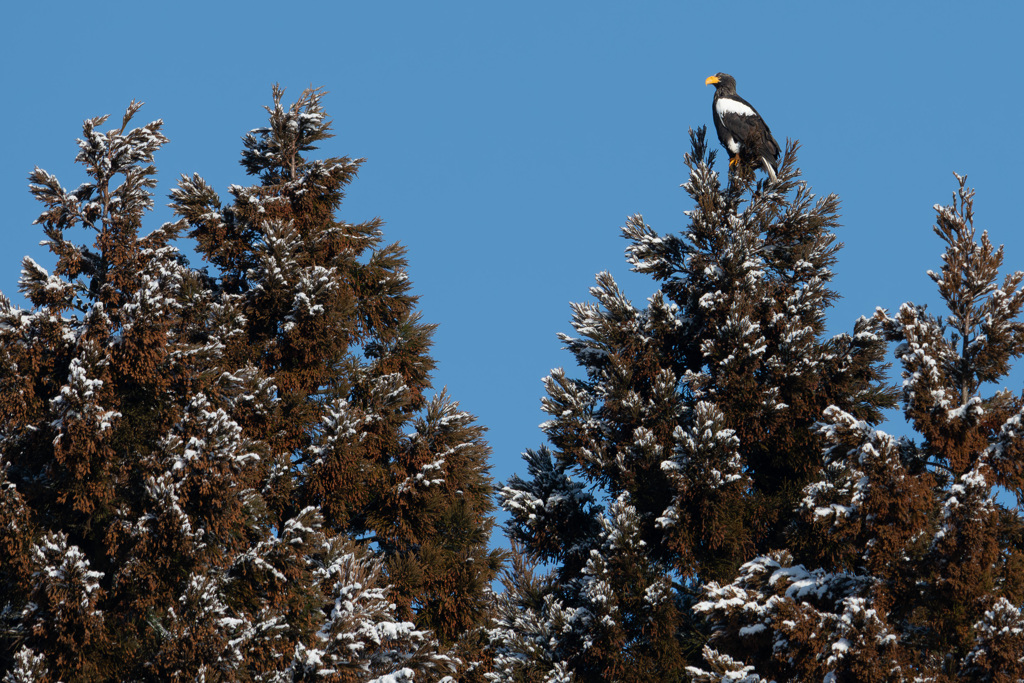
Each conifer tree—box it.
[490,129,895,681]
[0,89,502,681]
[170,87,505,663]
[689,175,1024,682]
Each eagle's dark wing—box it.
[714,95,780,178]
[706,73,781,181]
[713,96,755,154]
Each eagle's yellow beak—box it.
[705,75,719,86]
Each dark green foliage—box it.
[491,128,896,680]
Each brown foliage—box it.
[0,88,502,681]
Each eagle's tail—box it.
[762,157,778,183]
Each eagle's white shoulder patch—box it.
[716,98,757,118]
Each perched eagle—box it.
[705,73,780,181]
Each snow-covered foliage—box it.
[496,128,896,679]
[486,554,581,683]
[21,533,108,678]
[2,648,49,683]
[0,88,502,681]
[690,174,1024,681]
[689,550,900,682]
[501,445,601,571]
[962,597,1024,680]
[289,537,455,681]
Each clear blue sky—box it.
[4,2,1024,505]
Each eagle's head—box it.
[705,73,737,91]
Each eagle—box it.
[705,73,780,182]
